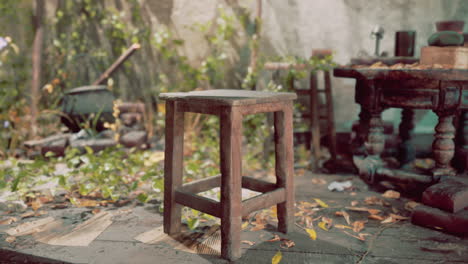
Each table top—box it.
[159,89,297,106]
[334,67,468,81]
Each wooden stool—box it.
[159,89,297,260]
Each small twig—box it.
[356,222,398,264]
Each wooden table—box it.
[334,67,468,183]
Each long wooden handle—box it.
[92,43,141,85]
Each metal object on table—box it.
[371,25,385,56]
[334,66,468,186]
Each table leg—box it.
[365,110,385,158]
[220,108,243,261]
[398,109,415,165]
[351,108,371,155]
[432,112,456,179]
[163,101,184,235]
[455,111,468,174]
[274,102,295,234]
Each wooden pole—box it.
[31,0,45,138]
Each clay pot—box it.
[435,20,465,33]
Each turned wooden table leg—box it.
[351,108,371,155]
[164,101,184,235]
[398,108,415,165]
[365,110,385,158]
[432,112,456,179]
[274,102,295,234]
[220,107,243,261]
[455,111,468,174]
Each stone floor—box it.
[0,170,467,264]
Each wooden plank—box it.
[241,188,285,216]
[174,190,221,218]
[178,175,221,194]
[6,217,56,237]
[274,102,295,233]
[134,226,168,244]
[220,107,243,261]
[241,176,276,193]
[35,212,112,247]
[237,101,287,116]
[163,101,184,235]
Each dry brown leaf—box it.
[367,209,381,215]
[92,208,101,215]
[311,178,327,185]
[352,220,366,233]
[368,214,385,221]
[350,192,357,196]
[334,224,353,229]
[250,224,265,231]
[280,238,295,248]
[38,195,54,204]
[382,190,400,199]
[35,210,48,216]
[20,211,35,219]
[381,216,396,224]
[241,240,255,246]
[405,201,420,211]
[390,213,410,220]
[351,200,359,207]
[295,168,306,176]
[321,217,333,229]
[30,199,43,211]
[336,210,351,225]
[0,217,18,225]
[346,207,371,212]
[5,236,16,243]
[343,231,367,241]
[75,198,99,208]
[364,196,383,205]
[267,234,281,242]
[304,216,314,229]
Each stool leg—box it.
[275,102,295,233]
[220,108,243,261]
[163,101,184,235]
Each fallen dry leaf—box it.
[364,196,384,205]
[367,209,381,215]
[321,217,333,228]
[313,198,329,208]
[381,216,396,224]
[382,190,400,199]
[30,199,43,211]
[0,217,18,225]
[336,210,351,225]
[311,178,327,185]
[295,168,306,176]
[351,200,359,206]
[405,201,420,211]
[346,207,371,212]
[280,238,295,249]
[343,231,369,241]
[5,236,16,243]
[353,220,366,233]
[305,228,317,240]
[242,221,249,230]
[20,211,35,219]
[389,213,410,220]
[272,251,282,264]
[318,221,328,231]
[241,240,255,246]
[267,234,281,242]
[368,214,385,221]
[334,224,353,229]
[92,208,101,215]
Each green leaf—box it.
[58,175,67,187]
[137,192,149,203]
[187,217,200,230]
[45,151,56,158]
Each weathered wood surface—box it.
[350,56,419,66]
[160,89,297,107]
[334,67,468,81]
[420,46,468,69]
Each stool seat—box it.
[160,89,297,106]
[160,89,296,261]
